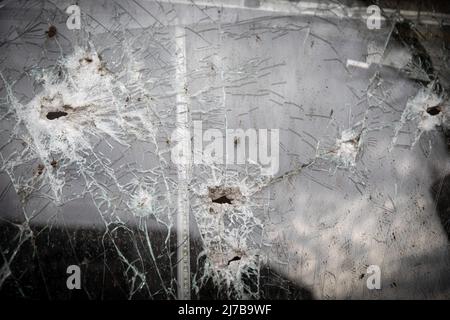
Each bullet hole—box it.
[208,186,242,205]
[426,106,441,116]
[227,256,241,265]
[359,274,365,279]
[46,111,68,120]
[46,25,57,38]
[51,159,58,168]
[349,133,361,146]
[97,62,109,76]
[36,164,45,175]
[234,137,240,146]
[212,195,232,204]
[79,57,93,64]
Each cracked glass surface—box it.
[0,0,450,299]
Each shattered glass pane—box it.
[0,0,450,300]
